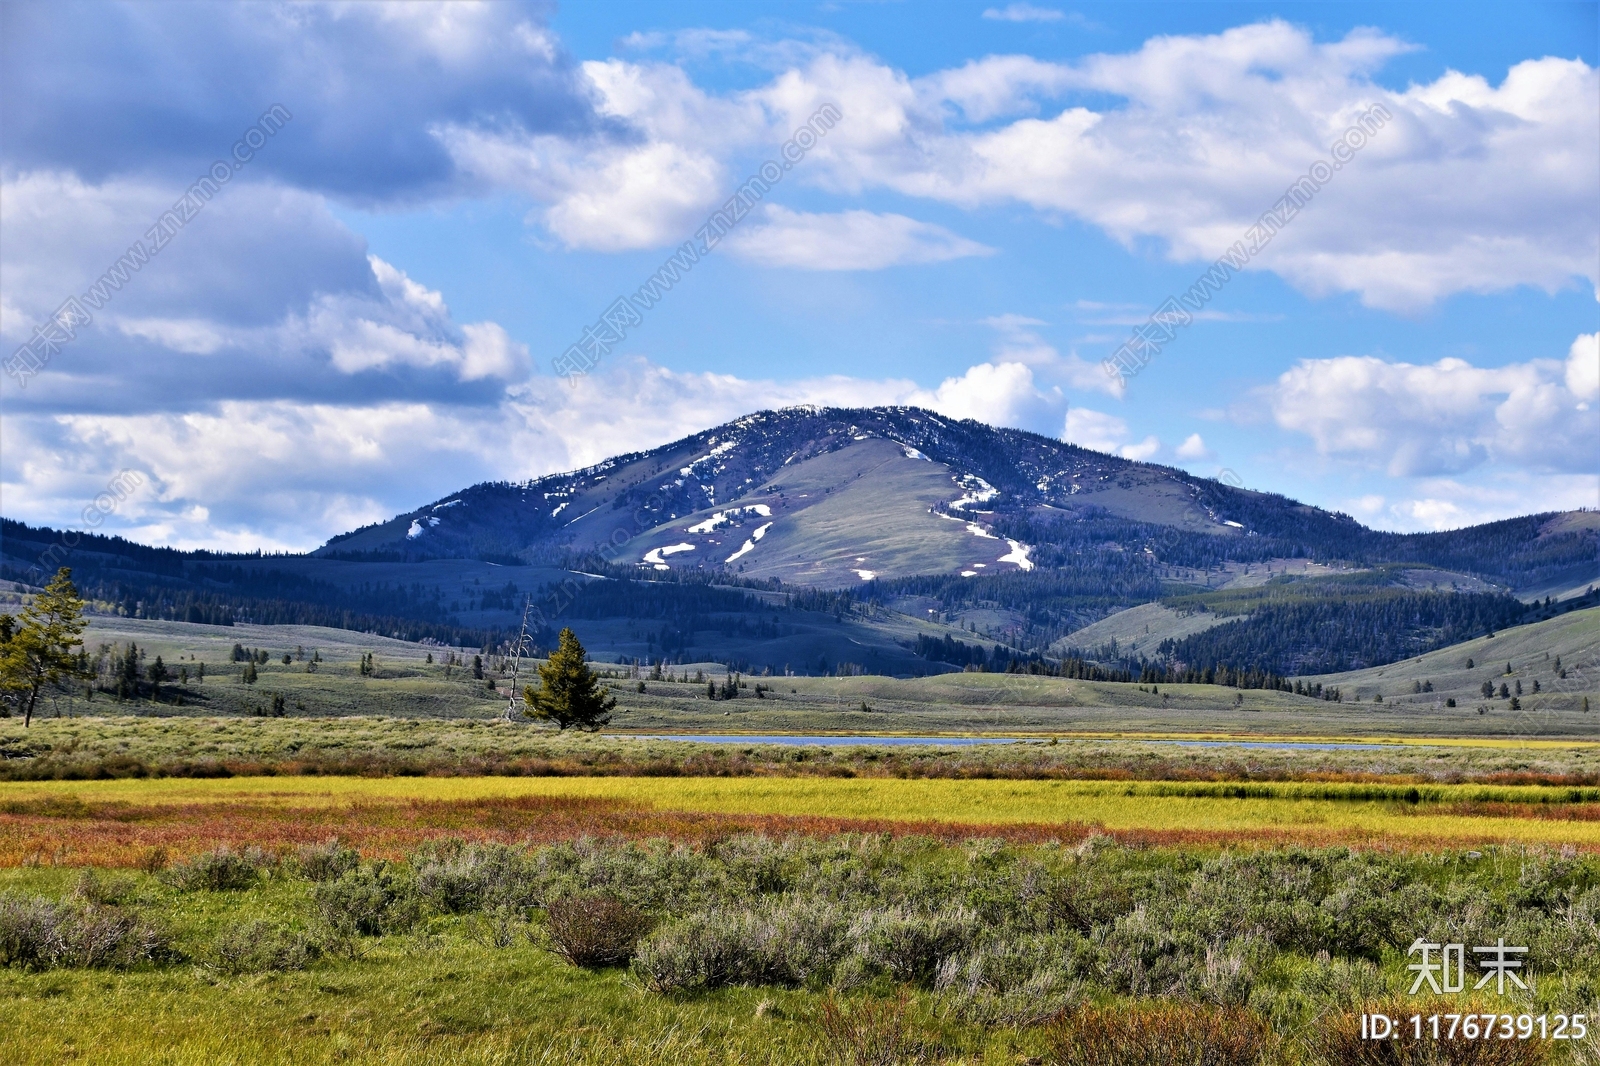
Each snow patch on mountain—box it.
[999,539,1034,571]
[643,543,696,569]
[725,522,773,563]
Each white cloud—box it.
[910,361,1051,428]
[723,206,993,270]
[1,354,1064,551]
[1265,338,1599,476]
[0,174,528,404]
[1175,433,1213,460]
[114,318,229,355]
[982,4,1066,23]
[1348,475,1600,532]
[1568,332,1599,402]
[713,23,1595,308]
[1063,407,1160,460]
[440,57,765,251]
[984,314,1124,397]
[924,57,1075,122]
[305,257,529,381]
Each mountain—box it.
[4,405,1595,679]
[320,405,1598,595]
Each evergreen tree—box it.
[0,568,90,727]
[522,628,615,731]
[147,655,169,700]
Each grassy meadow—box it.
[15,606,1596,739]
[6,831,1600,1065]
[11,772,1600,867]
[2,611,1598,1063]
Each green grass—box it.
[11,607,1593,740]
[7,832,1600,1064]
[9,713,1600,789]
[0,865,851,1066]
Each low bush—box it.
[414,841,533,914]
[1040,1002,1273,1066]
[0,894,174,970]
[204,920,320,975]
[313,862,420,938]
[818,990,939,1066]
[633,896,849,993]
[840,905,978,987]
[544,893,653,967]
[465,904,529,950]
[162,846,269,892]
[293,838,360,882]
[934,933,1080,1025]
[70,869,138,906]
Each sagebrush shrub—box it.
[842,905,978,987]
[544,893,653,967]
[414,842,533,913]
[0,894,174,970]
[70,869,137,906]
[205,920,320,975]
[632,896,849,992]
[162,846,267,892]
[934,933,1081,1025]
[313,862,420,937]
[294,839,360,883]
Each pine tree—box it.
[0,568,90,727]
[522,628,615,731]
[147,655,169,700]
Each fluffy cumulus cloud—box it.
[482,20,1591,307]
[0,1,593,203]
[0,355,1059,550]
[1260,334,1599,530]
[1175,433,1214,460]
[1063,408,1160,460]
[1265,335,1599,477]
[0,174,527,414]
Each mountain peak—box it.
[318,406,1342,585]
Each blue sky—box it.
[1,1,1595,551]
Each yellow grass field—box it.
[7,774,1600,857]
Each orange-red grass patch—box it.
[0,791,1570,868]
